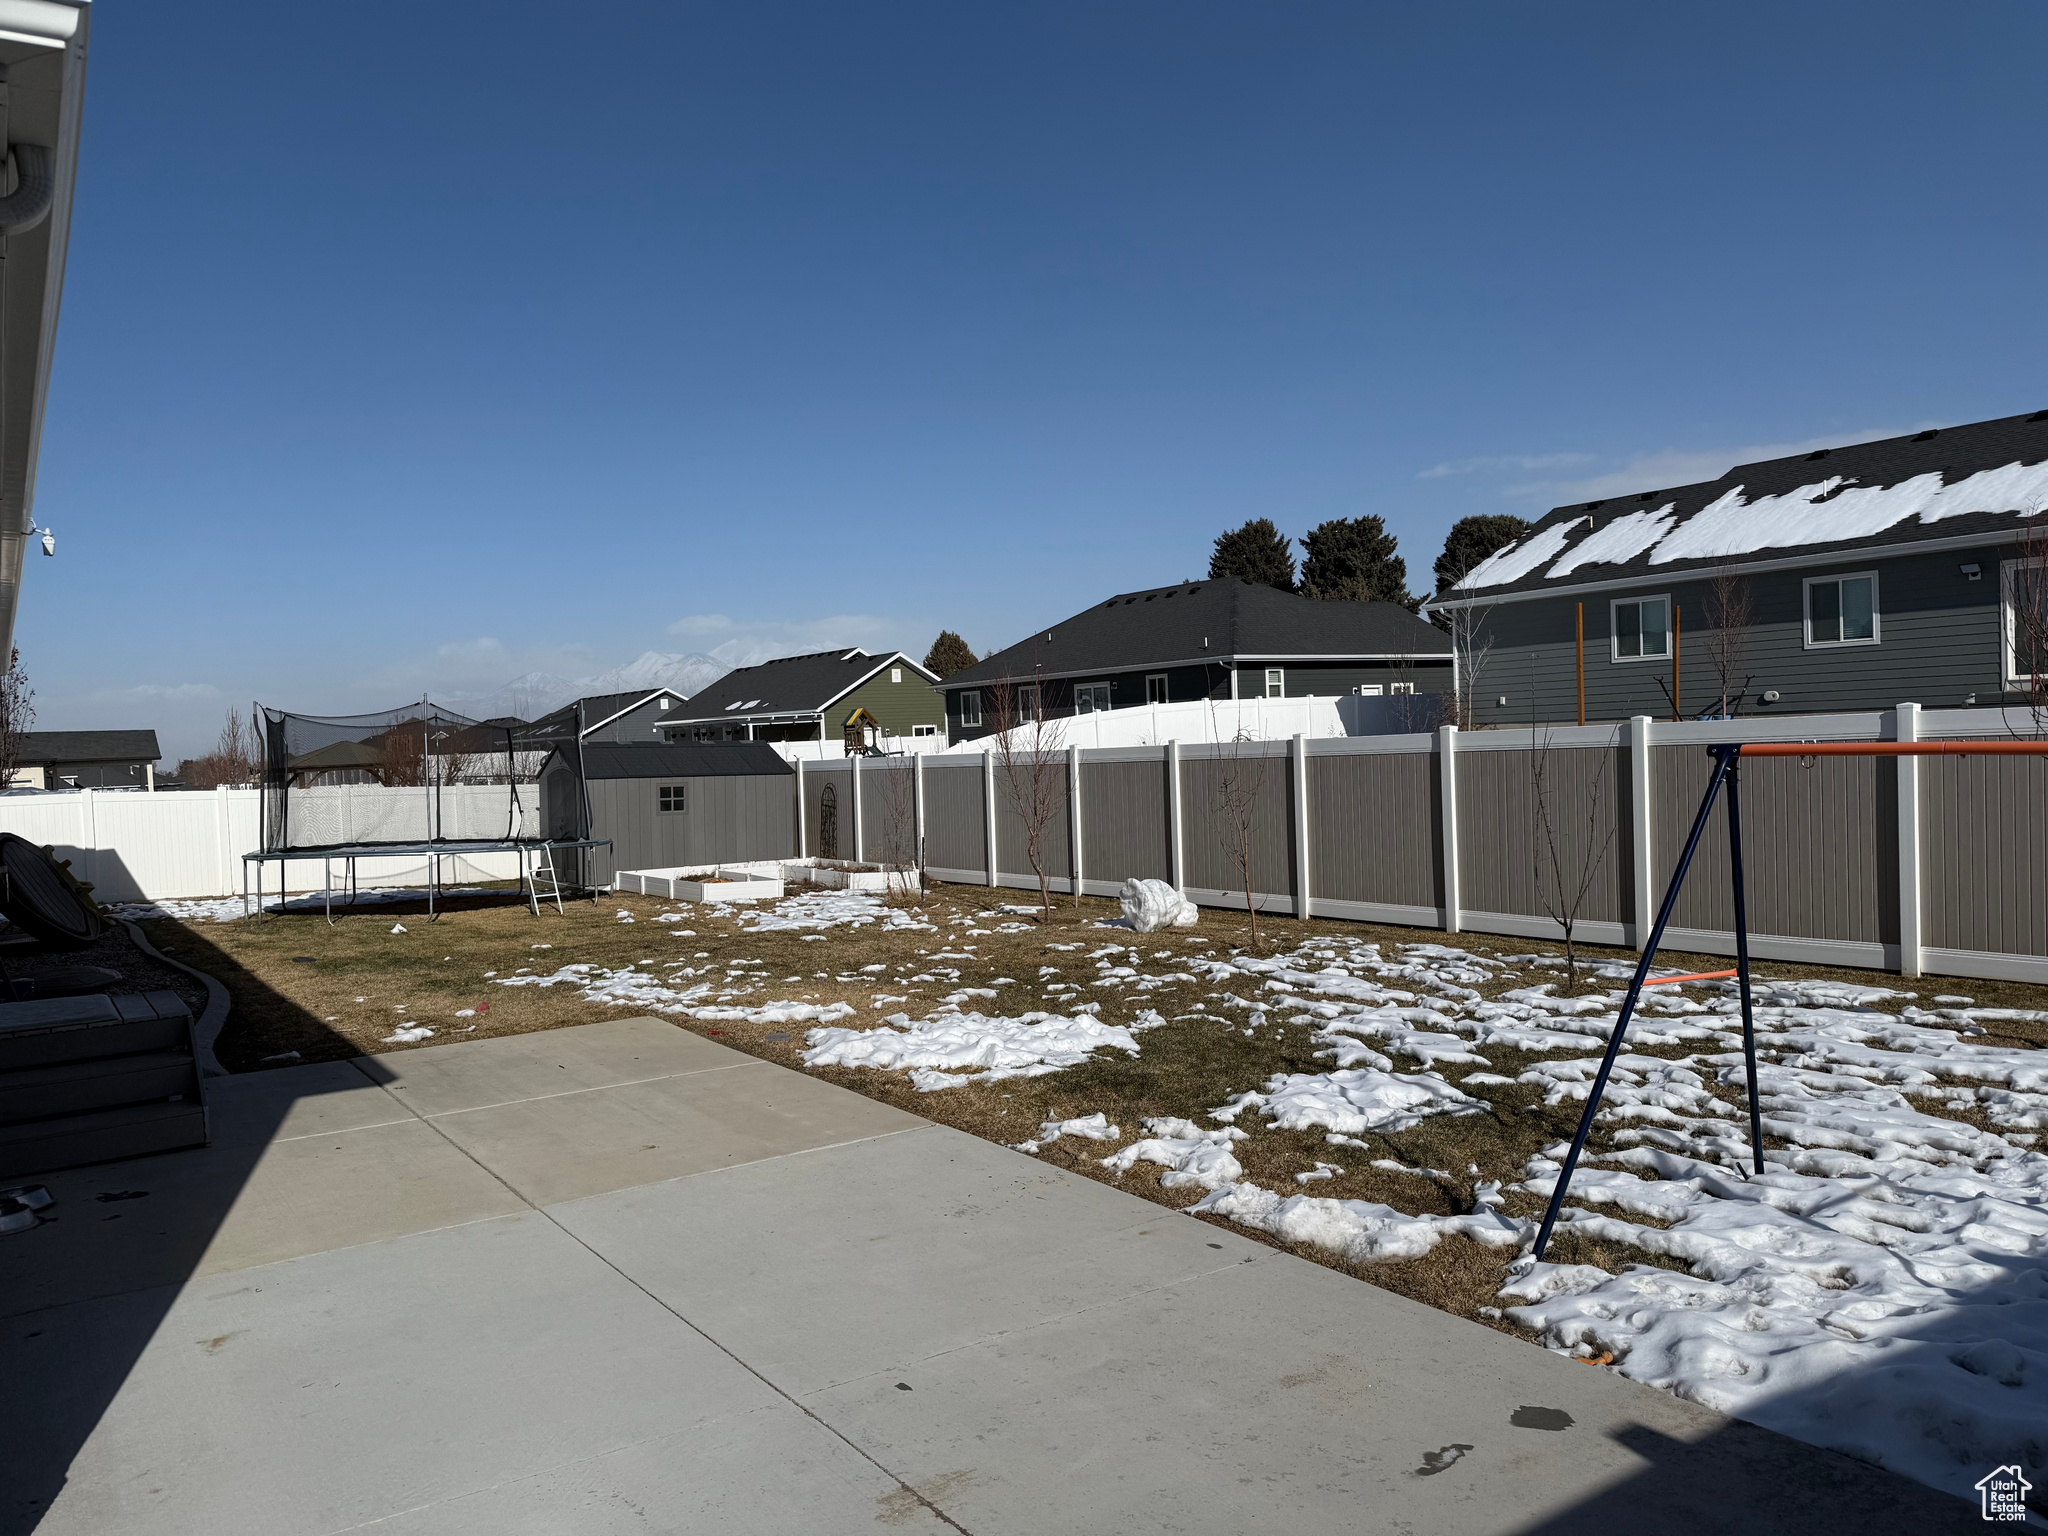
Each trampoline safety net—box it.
[259,702,587,854]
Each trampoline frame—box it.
[240,839,611,923]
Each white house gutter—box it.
[0,0,86,662]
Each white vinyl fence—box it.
[0,787,526,903]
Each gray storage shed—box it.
[542,741,794,887]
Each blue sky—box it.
[24,1,2048,759]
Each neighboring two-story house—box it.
[1422,407,2048,724]
[520,688,691,746]
[941,578,1453,745]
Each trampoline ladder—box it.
[529,844,566,916]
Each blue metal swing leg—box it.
[1529,743,1742,1264]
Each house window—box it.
[1805,572,1879,648]
[891,667,902,683]
[1611,595,1670,661]
[1076,683,1112,714]
[1354,684,1383,697]
[659,697,671,711]
[2003,556,2048,683]
[1388,682,1415,695]
[960,690,982,728]
[911,723,937,737]
[1017,684,1040,721]
[1265,668,1284,698]
[659,784,687,813]
[1146,673,1168,705]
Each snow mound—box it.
[803,1009,1160,1090]
[1212,1067,1489,1135]
[1119,878,1197,933]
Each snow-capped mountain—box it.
[450,653,730,722]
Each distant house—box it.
[659,650,943,750]
[1423,408,2048,723]
[520,689,691,747]
[8,730,162,790]
[940,579,1453,744]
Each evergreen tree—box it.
[1208,518,1296,591]
[923,630,979,679]
[1299,515,1413,609]
[1432,514,1531,593]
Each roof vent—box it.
[1805,449,1830,460]
[1637,492,1653,502]
[1584,500,1604,511]
[1912,429,1938,441]
[2031,410,2048,422]
[1187,585,1200,592]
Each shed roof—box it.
[17,730,160,765]
[572,742,793,780]
[1436,407,2048,606]
[944,579,1449,689]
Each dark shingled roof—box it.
[522,689,687,739]
[575,742,792,780]
[17,730,160,765]
[1439,407,2048,605]
[945,579,1449,689]
[672,650,932,721]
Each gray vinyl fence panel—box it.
[923,760,987,877]
[1456,743,1627,927]
[805,765,853,861]
[1080,757,1171,885]
[1652,747,1895,947]
[593,704,2048,984]
[1308,752,1441,911]
[1922,755,2048,957]
[1179,749,1294,907]
[860,763,918,868]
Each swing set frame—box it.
[1529,735,2048,1264]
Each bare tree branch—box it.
[1529,721,1620,994]
[988,676,1067,918]
[1208,706,1270,949]
[0,650,34,791]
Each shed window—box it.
[1146,673,1168,704]
[959,690,982,728]
[1805,572,1878,647]
[1611,596,1669,661]
[658,784,686,813]
[1076,683,1112,714]
[1265,668,1284,698]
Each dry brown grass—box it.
[146,879,2046,1332]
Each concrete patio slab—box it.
[370,1015,753,1116]
[425,1056,924,1206]
[1,1117,522,1316]
[550,1121,1271,1395]
[9,1017,1978,1535]
[201,1058,409,1149]
[15,1210,925,1536]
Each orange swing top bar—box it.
[1737,740,2048,757]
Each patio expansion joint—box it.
[343,1055,979,1536]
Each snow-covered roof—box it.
[1434,408,2048,606]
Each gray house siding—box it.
[1471,539,2022,726]
[1230,659,1455,699]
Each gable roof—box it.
[1433,407,2048,608]
[17,730,160,765]
[943,579,1449,690]
[521,688,687,739]
[572,742,793,780]
[670,649,935,721]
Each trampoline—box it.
[244,700,611,920]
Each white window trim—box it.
[890,667,902,683]
[910,723,937,737]
[1145,672,1168,705]
[1609,594,1672,663]
[959,690,982,728]
[2003,555,2048,683]
[1264,667,1284,698]
[1802,570,1881,650]
[1075,681,1113,714]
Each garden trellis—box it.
[1530,736,2048,1264]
